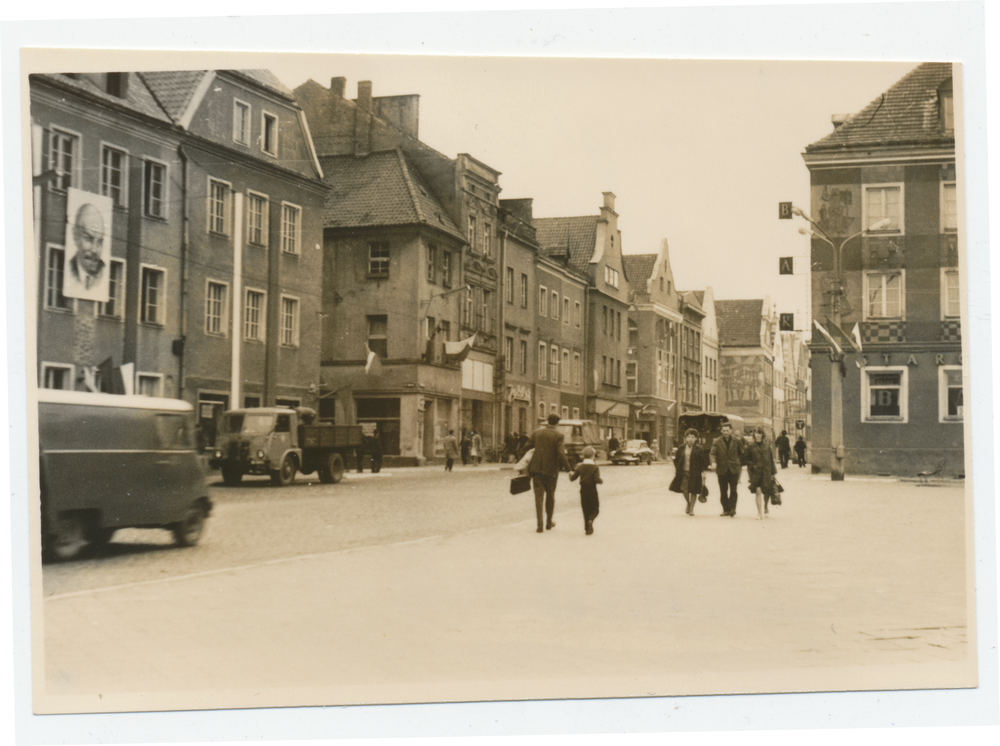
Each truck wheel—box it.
[272,455,297,486]
[49,514,89,561]
[318,453,344,484]
[172,503,207,547]
[221,466,242,486]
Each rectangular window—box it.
[144,160,166,218]
[573,352,581,387]
[862,367,908,422]
[233,100,250,145]
[244,289,265,341]
[368,242,390,278]
[939,366,963,422]
[208,179,231,234]
[551,291,559,321]
[505,267,513,302]
[141,266,165,324]
[941,269,961,318]
[562,406,569,420]
[483,224,492,257]
[520,273,528,308]
[99,260,125,318]
[262,112,278,155]
[519,340,528,374]
[538,402,547,421]
[42,363,73,390]
[137,374,163,398]
[573,407,580,419]
[602,306,608,335]
[44,245,71,310]
[562,349,570,384]
[627,360,637,394]
[563,297,570,325]
[865,271,904,319]
[504,336,514,372]
[549,345,559,383]
[281,203,301,254]
[539,286,548,317]
[538,342,547,380]
[605,266,619,288]
[367,315,388,359]
[101,145,127,208]
[205,281,228,335]
[280,296,300,346]
[468,215,477,249]
[49,128,78,191]
[428,246,438,283]
[941,182,958,233]
[864,183,904,233]
[438,320,450,361]
[617,311,622,340]
[574,301,582,328]
[442,251,452,287]
[247,192,268,246]
[602,355,608,383]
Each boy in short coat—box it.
[569,446,603,535]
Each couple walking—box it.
[670,421,776,520]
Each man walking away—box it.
[775,430,791,469]
[526,414,572,533]
[709,421,745,517]
[794,435,807,468]
[442,430,460,471]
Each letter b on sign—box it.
[778,202,793,219]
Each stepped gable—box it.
[806,62,954,152]
[715,299,764,347]
[534,215,599,275]
[320,149,464,240]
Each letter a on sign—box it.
[779,202,793,219]
[779,257,794,275]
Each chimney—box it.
[602,191,616,211]
[330,77,346,97]
[355,80,373,157]
[831,113,852,130]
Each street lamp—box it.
[794,208,891,481]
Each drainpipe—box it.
[230,193,244,408]
[177,145,190,399]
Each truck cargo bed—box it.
[299,424,363,449]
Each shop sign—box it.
[507,384,532,403]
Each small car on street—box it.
[611,439,656,465]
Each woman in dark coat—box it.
[746,426,777,519]
[669,429,709,516]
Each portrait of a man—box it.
[62,188,112,302]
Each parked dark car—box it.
[611,439,655,465]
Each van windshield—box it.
[223,412,275,434]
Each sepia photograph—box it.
[5,2,996,744]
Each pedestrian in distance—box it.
[709,420,745,517]
[525,414,572,533]
[460,431,471,466]
[775,430,791,469]
[746,426,777,520]
[470,430,482,465]
[355,438,366,473]
[569,446,602,535]
[442,430,460,471]
[794,435,807,468]
[369,427,383,473]
[669,428,709,516]
[608,434,620,459]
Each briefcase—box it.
[510,475,532,495]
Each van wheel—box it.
[221,466,242,486]
[272,455,297,486]
[318,453,344,484]
[49,514,89,561]
[86,525,116,547]
[172,504,206,547]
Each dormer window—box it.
[939,79,954,132]
[106,73,128,98]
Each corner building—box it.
[802,62,964,476]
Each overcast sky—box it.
[268,55,918,323]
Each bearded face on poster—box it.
[63,188,113,302]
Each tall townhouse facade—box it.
[31,70,327,446]
[296,77,509,459]
[802,62,963,476]
[622,241,684,456]
[696,287,721,414]
[678,292,706,416]
[715,298,778,438]
[536,193,632,443]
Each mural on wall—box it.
[721,355,765,409]
[815,185,856,237]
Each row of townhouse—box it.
[30,68,810,465]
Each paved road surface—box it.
[38,464,972,713]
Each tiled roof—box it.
[320,149,464,240]
[534,216,598,275]
[226,69,295,99]
[716,299,764,347]
[32,73,174,124]
[806,62,954,152]
[691,290,705,305]
[623,254,656,301]
[140,70,208,122]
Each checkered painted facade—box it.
[941,319,961,342]
[862,321,906,344]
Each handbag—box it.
[510,474,532,495]
[698,483,709,503]
[770,476,783,505]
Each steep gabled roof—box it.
[691,290,705,305]
[139,70,208,123]
[320,149,464,240]
[806,62,954,152]
[622,254,657,301]
[534,216,598,275]
[32,73,174,125]
[716,299,764,347]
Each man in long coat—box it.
[525,414,572,533]
[709,421,745,517]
